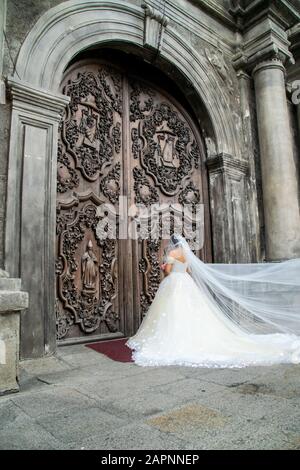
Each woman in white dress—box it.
[126,234,300,368]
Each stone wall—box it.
[0,0,67,269]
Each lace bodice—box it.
[166,255,188,273]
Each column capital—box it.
[252,57,286,77]
[5,76,70,122]
[206,153,249,179]
[236,70,252,81]
[231,1,296,74]
[233,43,294,74]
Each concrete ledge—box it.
[0,277,29,395]
[0,290,29,312]
[0,278,22,290]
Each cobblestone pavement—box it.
[1,344,300,449]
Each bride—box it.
[126,234,300,368]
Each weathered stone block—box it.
[0,278,29,395]
[0,312,20,394]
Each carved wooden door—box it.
[55,59,211,344]
[128,78,212,332]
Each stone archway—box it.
[4,0,247,358]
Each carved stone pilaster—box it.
[236,69,264,262]
[4,77,69,358]
[142,3,169,52]
[207,153,250,263]
[0,0,6,104]
[288,22,300,63]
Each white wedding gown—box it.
[126,255,300,368]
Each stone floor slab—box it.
[10,386,99,418]
[0,344,299,450]
[36,406,127,445]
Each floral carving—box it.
[178,181,201,208]
[139,238,161,317]
[130,81,154,121]
[133,167,159,206]
[98,238,119,332]
[57,142,79,193]
[56,299,74,341]
[131,124,144,159]
[100,162,121,204]
[112,122,121,153]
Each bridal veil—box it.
[166,234,300,336]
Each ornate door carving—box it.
[56,61,124,343]
[128,79,211,330]
[56,59,211,344]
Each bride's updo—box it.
[170,234,182,247]
[170,234,179,244]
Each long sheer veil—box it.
[166,234,300,336]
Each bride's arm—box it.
[164,263,173,276]
[162,255,174,276]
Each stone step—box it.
[0,278,22,291]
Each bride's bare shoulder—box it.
[168,247,186,262]
[168,248,179,256]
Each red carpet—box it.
[86,338,134,362]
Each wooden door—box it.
[127,77,212,331]
[55,59,211,344]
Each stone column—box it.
[253,59,300,261]
[0,270,28,395]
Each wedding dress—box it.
[126,235,300,368]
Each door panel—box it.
[56,61,124,342]
[55,59,211,344]
[128,77,211,328]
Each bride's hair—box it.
[170,234,181,246]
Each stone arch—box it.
[13,0,240,158]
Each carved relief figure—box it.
[156,133,179,168]
[205,47,234,94]
[78,106,99,149]
[81,240,98,293]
